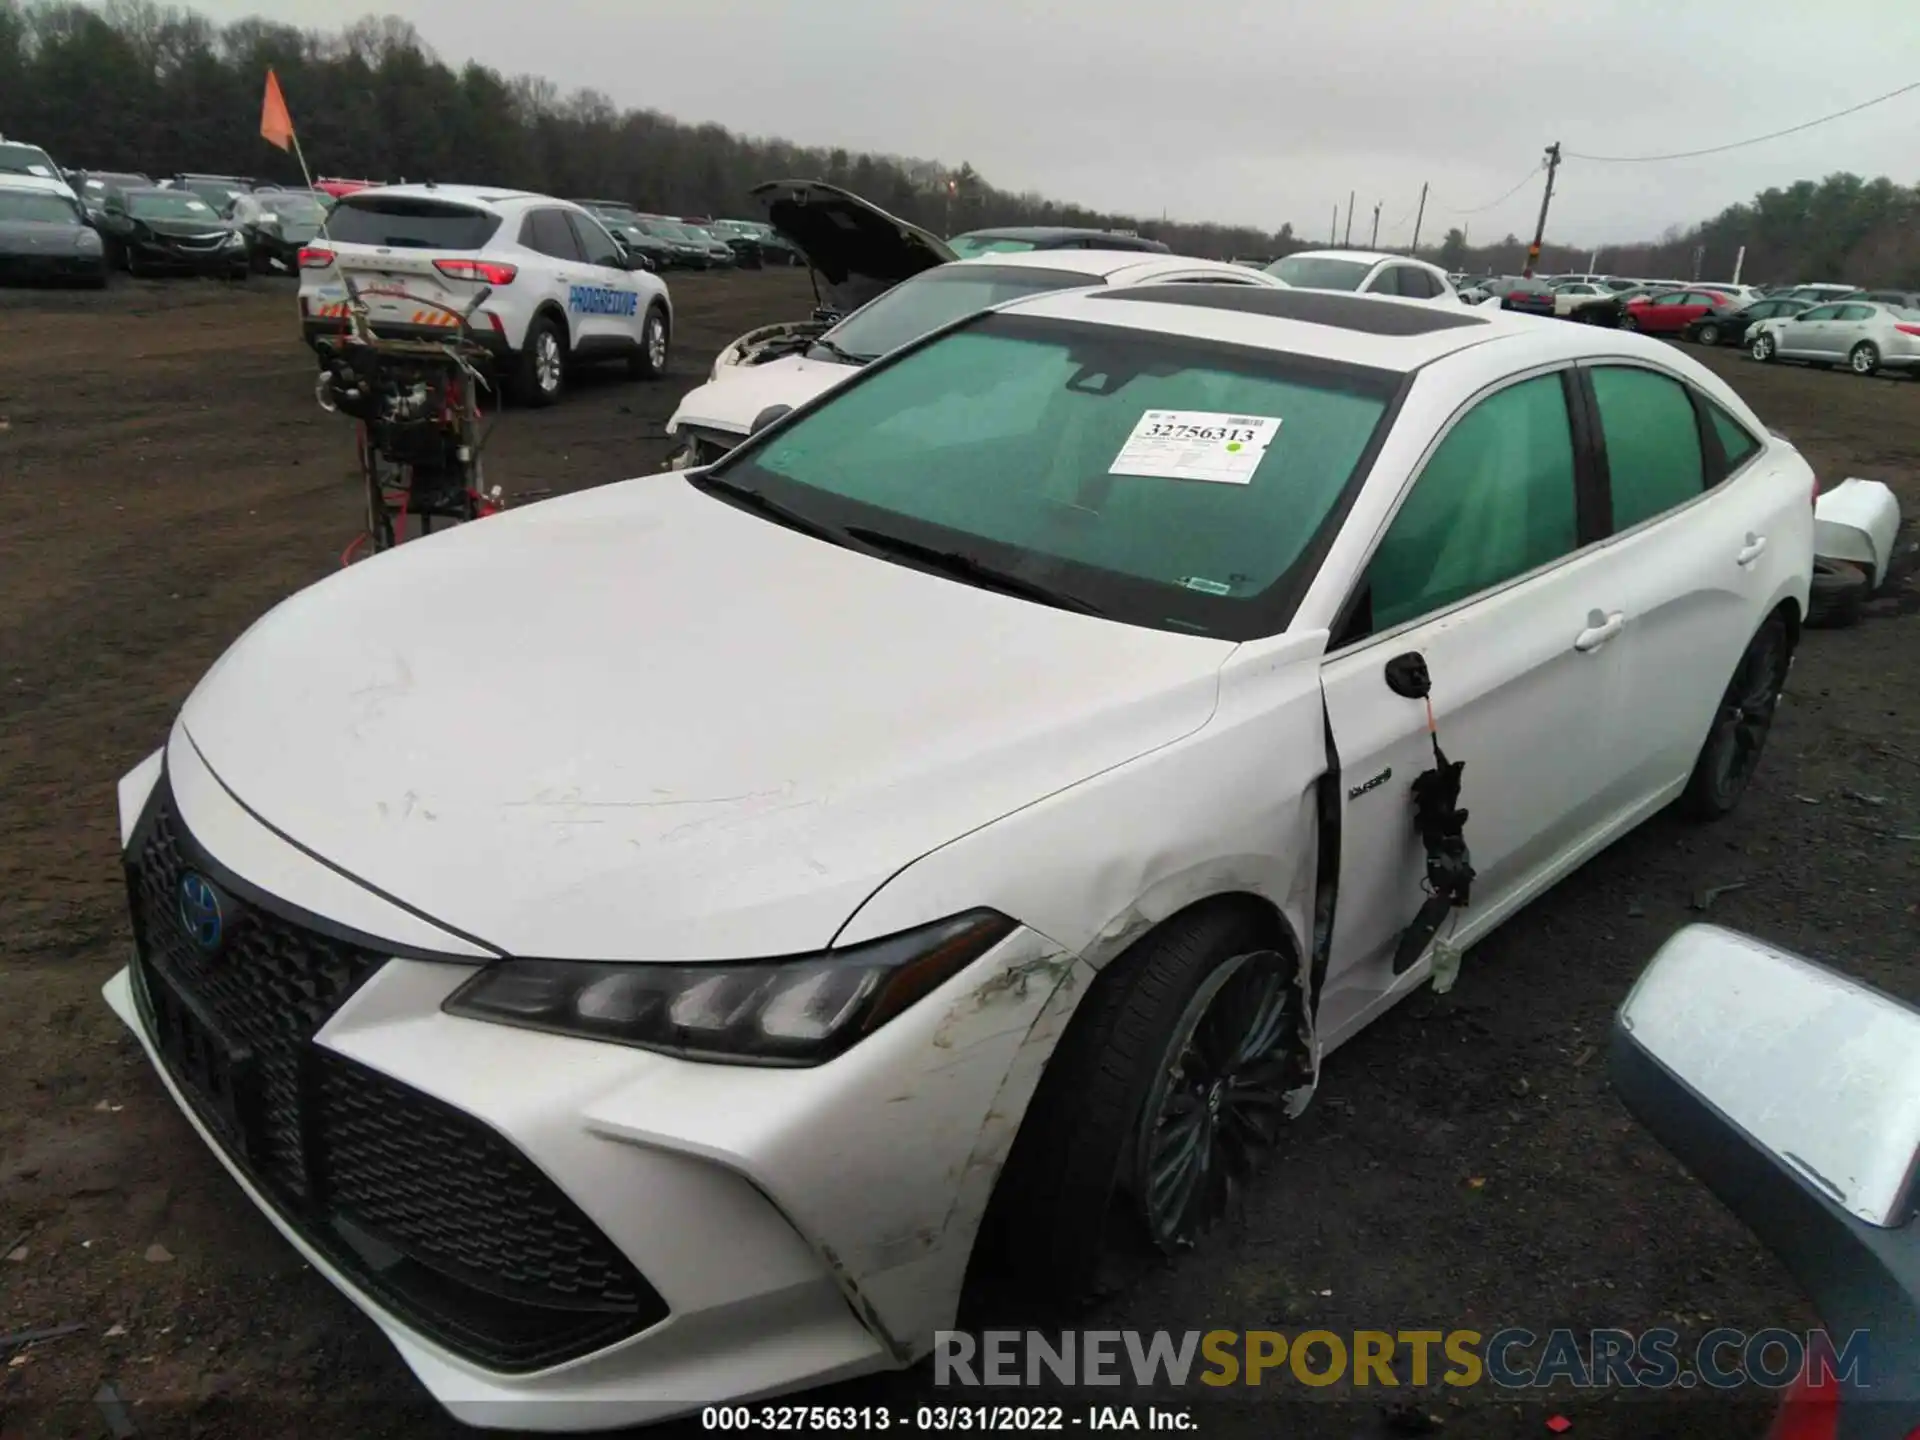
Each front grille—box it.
[126,783,667,1371]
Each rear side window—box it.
[1704,402,1760,473]
[519,208,583,260]
[1367,373,1580,632]
[327,197,499,250]
[1590,366,1705,530]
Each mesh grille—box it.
[125,783,665,1370]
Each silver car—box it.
[1749,299,1920,376]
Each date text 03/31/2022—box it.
[700,1404,1197,1432]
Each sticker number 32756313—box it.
[1108,409,1283,485]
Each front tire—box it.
[1619,313,1639,332]
[978,903,1298,1305]
[1850,341,1880,376]
[1696,322,1720,346]
[627,304,669,380]
[1680,614,1791,821]
[1751,332,1776,362]
[512,315,566,407]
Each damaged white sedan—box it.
[107,283,1812,1430]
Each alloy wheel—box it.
[1702,624,1787,810]
[646,314,668,372]
[535,330,563,395]
[1697,324,1719,346]
[1851,344,1879,375]
[1133,950,1294,1251]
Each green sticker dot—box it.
[1225,442,1242,452]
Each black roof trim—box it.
[1089,284,1493,337]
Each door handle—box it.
[1574,610,1625,652]
[1736,534,1768,566]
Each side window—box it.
[1590,366,1706,530]
[1409,268,1441,298]
[1362,266,1396,294]
[1703,400,1761,475]
[1798,305,1840,321]
[1365,374,1581,633]
[520,208,583,261]
[1836,304,1875,322]
[568,211,624,268]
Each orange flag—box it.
[260,69,295,152]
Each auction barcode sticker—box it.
[1108,410,1282,485]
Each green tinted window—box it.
[1591,366,1705,529]
[1368,374,1579,632]
[724,316,1396,636]
[1705,401,1760,474]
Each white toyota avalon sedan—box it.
[108,283,1814,1429]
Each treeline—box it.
[0,0,1294,259]
[4,2,1914,283]
[1429,172,1920,286]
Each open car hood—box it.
[752,178,955,315]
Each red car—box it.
[1623,288,1733,335]
[313,176,377,199]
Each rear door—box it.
[518,206,589,347]
[1831,303,1878,359]
[1575,362,1807,814]
[1317,368,1623,1035]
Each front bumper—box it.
[109,762,1085,1428]
[131,239,246,273]
[0,247,107,284]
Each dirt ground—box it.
[2,273,1916,1440]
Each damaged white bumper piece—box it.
[1815,476,1902,590]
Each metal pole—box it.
[1370,202,1381,249]
[1410,181,1428,254]
[1732,244,1746,284]
[1344,190,1354,246]
[1330,205,1337,244]
[1523,141,1561,279]
[1587,248,1598,274]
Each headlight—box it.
[222,231,245,248]
[444,909,1017,1065]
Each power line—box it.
[1440,161,1545,216]
[1566,78,1920,163]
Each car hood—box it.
[0,220,89,252]
[752,178,955,314]
[177,476,1230,962]
[668,353,859,438]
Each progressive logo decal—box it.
[568,285,638,317]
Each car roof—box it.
[1279,248,1436,269]
[948,249,1264,280]
[994,282,1685,376]
[343,182,547,209]
[957,226,1144,240]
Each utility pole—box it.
[1409,181,1428,255]
[1369,201,1381,249]
[1344,190,1354,247]
[1330,205,1337,244]
[1523,141,1561,279]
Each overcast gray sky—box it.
[195,0,1919,247]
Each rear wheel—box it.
[1680,614,1792,821]
[1619,313,1639,332]
[978,903,1298,1305]
[1850,341,1880,376]
[512,315,566,407]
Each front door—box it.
[565,210,642,355]
[1316,368,1623,1042]
[1775,304,1840,358]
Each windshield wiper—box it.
[807,337,870,366]
[842,526,1103,616]
[691,471,849,546]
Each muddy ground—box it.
[1,273,1916,1440]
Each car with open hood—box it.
[663,248,1288,468]
[230,186,332,274]
[96,185,249,278]
[108,282,1811,1429]
[0,176,108,287]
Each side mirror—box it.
[1611,926,1920,1415]
[749,404,792,436]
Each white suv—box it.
[298,184,673,406]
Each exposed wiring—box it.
[1566,78,1920,163]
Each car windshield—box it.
[683,225,721,244]
[711,311,1400,638]
[0,143,58,179]
[639,218,690,240]
[252,193,328,223]
[325,196,500,249]
[815,263,1108,364]
[949,234,1038,258]
[1264,255,1374,291]
[181,182,243,208]
[0,190,81,223]
[127,191,220,221]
